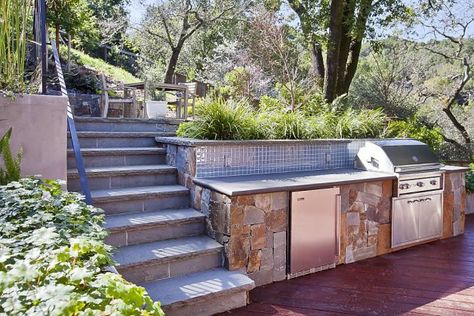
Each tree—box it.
[88,0,130,46]
[139,0,251,83]
[349,39,420,119]
[409,0,474,160]
[46,0,96,49]
[242,7,313,109]
[287,0,410,102]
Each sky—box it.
[129,0,151,25]
[127,0,474,39]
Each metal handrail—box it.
[49,37,92,204]
[36,0,92,204]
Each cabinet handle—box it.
[336,194,341,257]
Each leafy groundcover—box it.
[0,178,164,315]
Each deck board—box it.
[221,215,474,315]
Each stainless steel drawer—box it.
[392,191,443,248]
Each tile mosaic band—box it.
[195,140,366,178]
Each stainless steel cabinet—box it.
[392,191,443,248]
[290,187,340,275]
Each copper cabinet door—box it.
[290,187,340,275]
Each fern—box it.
[0,128,22,185]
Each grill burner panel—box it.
[398,175,442,195]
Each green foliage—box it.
[47,0,97,45]
[60,47,138,84]
[177,97,262,140]
[385,117,445,152]
[177,96,387,140]
[258,110,310,139]
[466,164,474,194]
[0,178,164,315]
[0,0,31,93]
[0,128,22,185]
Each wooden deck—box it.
[222,215,474,315]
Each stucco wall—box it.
[0,95,68,181]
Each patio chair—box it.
[100,74,137,118]
[178,82,197,118]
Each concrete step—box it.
[67,165,177,191]
[105,208,205,247]
[68,131,174,148]
[114,236,223,284]
[74,116,181,133]
[142,269,255,316]
[67,147,166,168]
[91,185,189,214]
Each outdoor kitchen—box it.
[157,137,468,287]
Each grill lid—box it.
[356,139,441,174]
[373,140,439,166]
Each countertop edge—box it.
[441,165,470,173]
[193,172,396,196]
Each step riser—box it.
[95,194,189,215]
[106,221,205,247]
[68,172,177,191]
[164,291,248,316]
[67,154,166,168]
[68,137,159,148]
[75,122,178,133]
[118,252,222,284]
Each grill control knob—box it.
[417,182,425,187]
[430,180,437,185]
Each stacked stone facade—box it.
[192,187,288,287]
[338,180,393,264]
[443,171,466,238]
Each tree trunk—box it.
[341,40,363,94]
[340,0,372,94]
[336,0,356,95]
[310,40,325,88]
[164,45,183,84]
[55,24,60,50]
[67,34,71,72]
[324,0,345,102]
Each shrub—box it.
[177,97,263,140]
[385,117,444,152]
[466,164,474,194]
[258,110,311,139]
[0,178,164,315]
[177,96,387,140]
[0,128,22,185]
[335,108,386,139]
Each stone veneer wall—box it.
[338,180,393,264]
[443,171,466,237]
[193,187,288,287]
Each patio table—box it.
[124,82,189,119]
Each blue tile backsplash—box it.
[195,140,366,178]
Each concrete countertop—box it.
[441,165,470,173]
[193,169,397,196]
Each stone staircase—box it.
[67,117,254,315]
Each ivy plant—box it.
[0,178,164,315]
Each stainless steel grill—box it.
[356,139,444,248]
